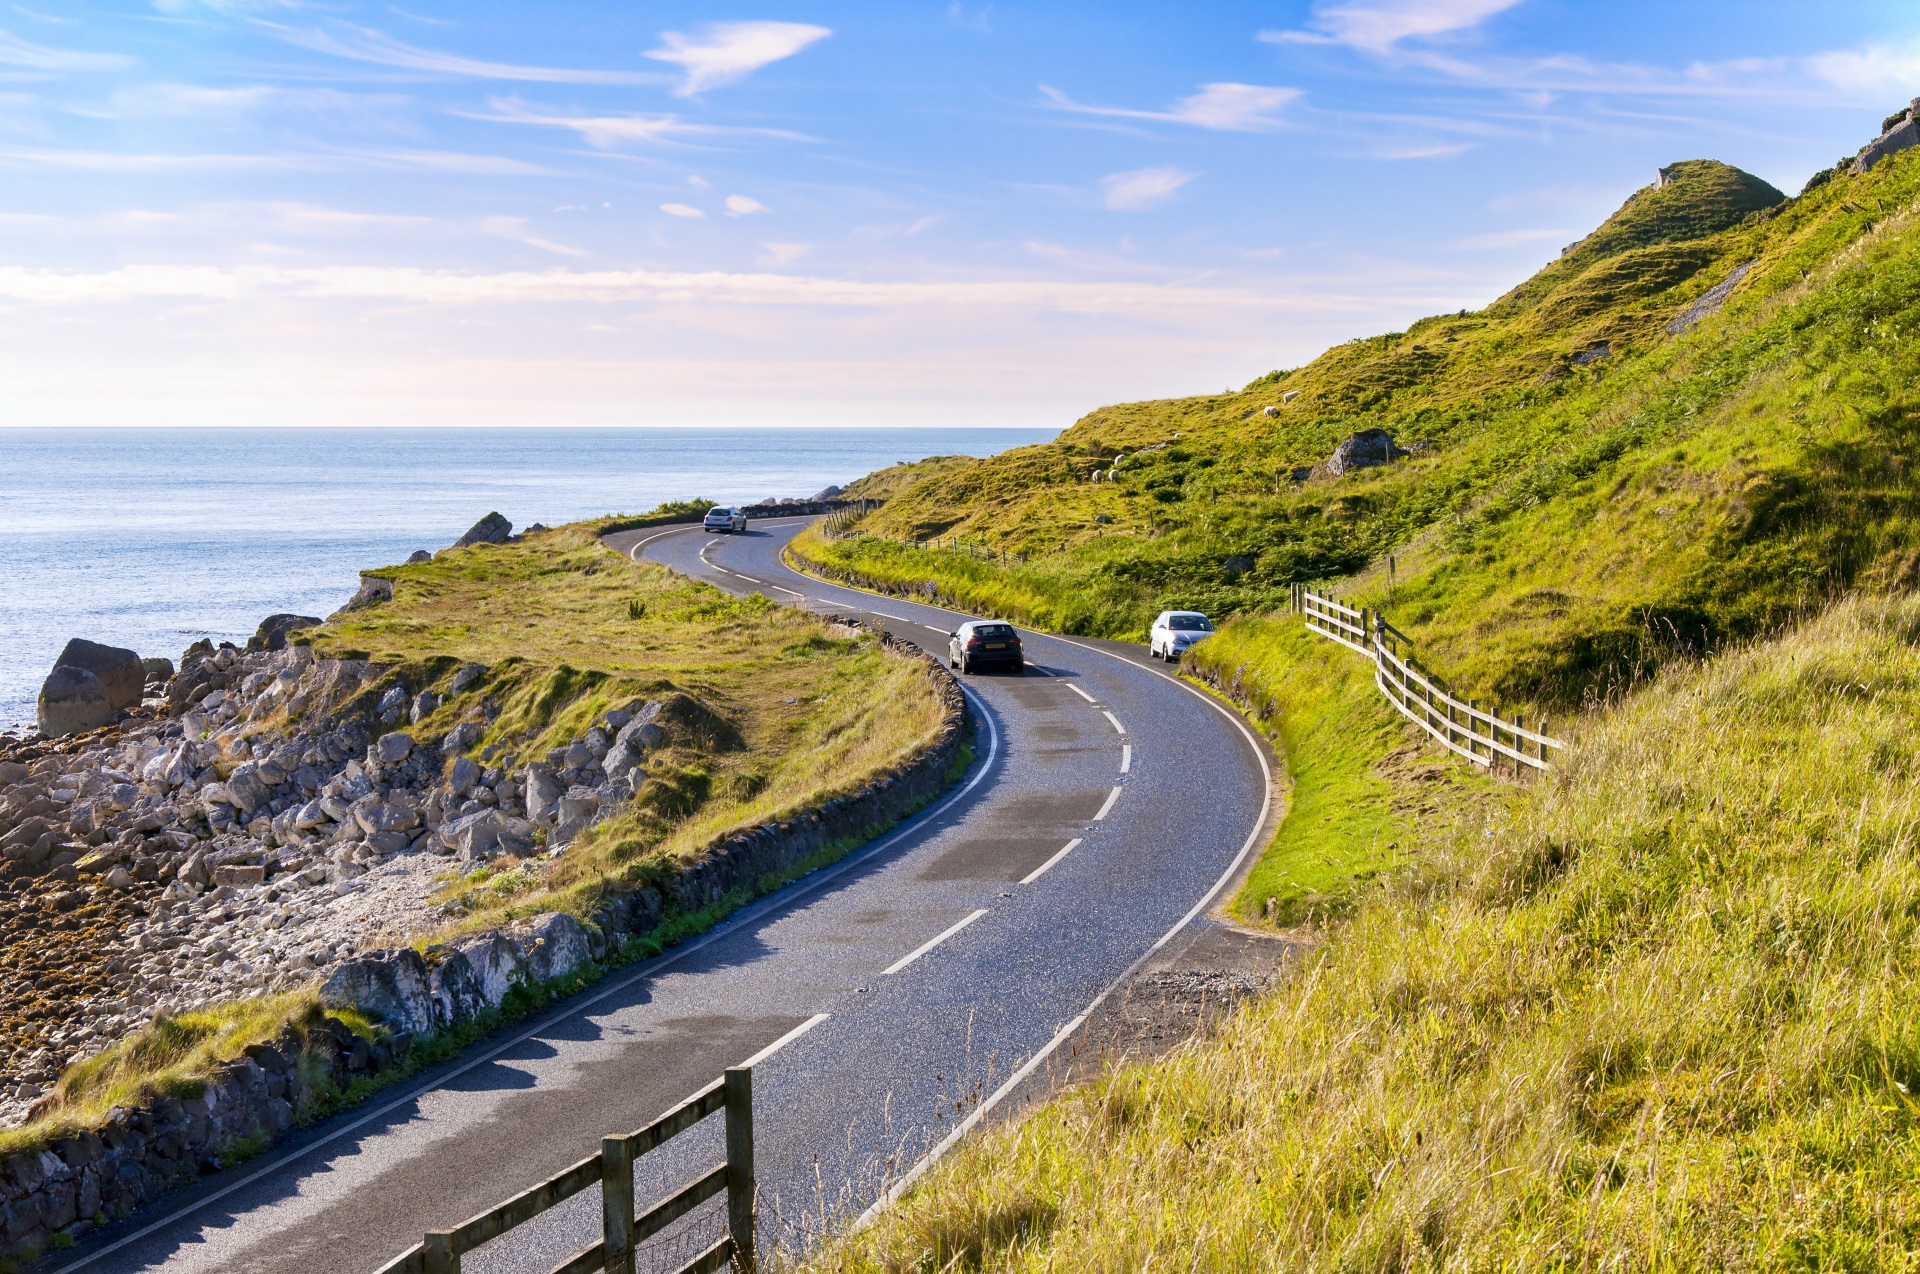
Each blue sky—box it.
[1,0,1916,427]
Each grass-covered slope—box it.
[815,595,1920,1272]
[800,147,1920,712]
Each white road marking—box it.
[1019,839,1082,885]
[1121,745,1132,773]
[870,610,915,623]
[741,1013,830,1069]
[1067,683,1095,702]
[1103,710,1126,735]
[734,574,762,584]
[1093,786,1122,821]
[881,910,988,976]
[771,586,805,598]
[1025,662,1052,676]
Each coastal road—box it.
[49,517,1274,1274]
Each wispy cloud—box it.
[645,21,830,96]
[757,241,810,267]
[480,214,586,257]
[1100,166,1195,211]
[724,195,769,216]
[1262,0,1525,54]
[660,202,704,218]
[0,147,550,174]
[0,28,132,71]
[272,21,667,86]
[469,96,810,149]
[1041,81,1303,131]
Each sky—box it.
[0,0,1916,429]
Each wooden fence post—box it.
[601,1134,635,1274]
[725,1067,756,1273]
[424,1232,457,1274]
[1538,719,1549,766]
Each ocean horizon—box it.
[0,426,1057,731]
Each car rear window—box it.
[1168,614,1212,631]
[974,624,1015,638]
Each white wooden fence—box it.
[1294,585,1564,773]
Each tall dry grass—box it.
[812,593,1920,1271]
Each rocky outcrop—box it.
[1666,261,1754,335]
[36,667,114,738]
[52,639,144,713]
[1322,429,1407,478]
[248,615,321,653]
[1852,99,1920,174]
[451,512,512,549]
[334,574,393,616]
[810,484,844,500]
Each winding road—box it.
[48,517,1275,1274]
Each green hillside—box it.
[797,109,1920,1268]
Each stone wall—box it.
[0,627,967,1261]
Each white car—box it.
[702,506,748,533]
[1149,610,1215,661]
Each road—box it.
[50,516,1274,1274]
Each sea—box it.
[0,427,1058,731]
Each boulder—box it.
[52,638,144,712]
[447,756,480,797]
[140,657,175,687]
[441,721,485,754]
[335,574,393,615]
[37,666,114,737]
[450,512,512,550]
[410,691,442,724]
[438,809,532,860]
[811,484,844,501]
[558,786,601,827]
[452,932,529,1009]
[426,948,488,1026]
[448,664,487,695]
[1854,112,1920,174]
[405,550,432,565]
[375,732,413,764]
[512,913,592,985]
[223,763,268,815]
[1324,429,1407,478]
[320,947,437,1036]
[248,614,321,653]
[523,764,563,825]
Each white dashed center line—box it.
[1020,839,1082,885]
[1093,786,1122,821]
[740,1013,830,1068]
[882,910,989,976]
[1103,711,1126,735]
[734,574,762,584]
[1067,683,1096,702]
[1120,745,1132,774]
[771,586,805,598]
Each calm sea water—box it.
[0,427,1057,730]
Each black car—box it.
[949,621,1023,674]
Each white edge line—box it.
[52,665,1005,1274]
[1093,785,1122,821]
[1067,683,1095,702]
[1102,710,1126,735]
[880,909,988,977]
[1018,838,1082,885]
[741,1013,830,1070]
[852,630,1275,1233]
[1120,745,1132,774]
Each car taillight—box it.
[966,638,982,648]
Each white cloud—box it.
[468,97,808,148]
[660,202,705,218]
[1100,167,1195,211]
[480,214,586,258]
[1261,0,1525,53]
[1041,81,1301,131]
[756,241,810,267]
[1807,41,1920,94]
[687,174,710,189]
[273,22,666,86]
[724,195,770,216]
[0,28,133,70]
[0,147,552,174]
[645,21,830,96]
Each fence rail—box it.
[1294,584,1564,773]
[374,1068,755,1274]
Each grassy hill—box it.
[795,111,1920,1268]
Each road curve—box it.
[47,517,1273,1274]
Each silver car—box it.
[1149,610,1214,661]
[702,506,747,533]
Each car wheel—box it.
[960,658,972,675]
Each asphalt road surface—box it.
[50,516,1274,1274]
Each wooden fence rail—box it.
[1294,584,1564,773]
[374,1067,755,1274]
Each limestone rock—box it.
[447,756,480,796]
[1853,108,1920,174]
[320,947,437,1036]
[448,663,487,695]
[437,809,531,860]
[450,512,512,550]
[335,574,393,615]
[1324,429,1407,478]
[140,657,175,688]
[512,913,591,985]
[248,614,321,653]
[52,638,145,712]
[37,666,114,738]
[523,763,563,825]
[375,731,413,764]
[405,550,432,564]
[811,484,844,500]
[452,932,529,1009]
